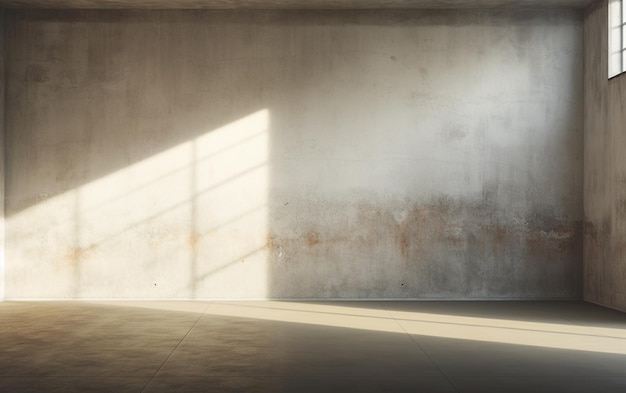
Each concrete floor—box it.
[0,301,625,392]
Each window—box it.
[609,0,626,78]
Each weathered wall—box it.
[583,0,626,312]
[0,8,4,300]
[4,9,583,299]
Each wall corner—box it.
[0,7,5,301]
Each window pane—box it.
[611,26,622,50]
[610,0,622,26]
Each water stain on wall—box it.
[266,195,582,298]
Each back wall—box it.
[4,8,583,299]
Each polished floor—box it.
[0,301,625,392]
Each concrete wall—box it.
[0,8,4,300]
[4,9,583,299]
[583,0,626,312]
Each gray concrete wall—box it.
[0,8,4,300]
[583,0,626,312]
[4,9,583,299]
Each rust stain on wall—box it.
[264,235,276,250]
[305,231,321,247]
[397,229,410,258]
[62,243,97,268]
[267,232,350,251]
[187,231,201,249]
[269,200,581,268]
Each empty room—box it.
[0,0,625,392]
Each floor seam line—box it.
[139,310,204,393]
[385,305,461,393]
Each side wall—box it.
[0,8,5,300]
[5,9,583,299]
[584,0,626,312]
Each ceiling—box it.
[0,0,597,9]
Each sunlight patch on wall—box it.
[6,110,270,299]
